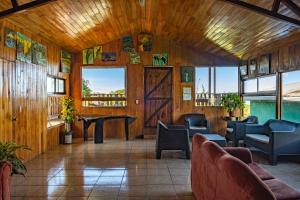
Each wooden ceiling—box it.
[0,0,300,58]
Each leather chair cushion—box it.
[249,163,274,180]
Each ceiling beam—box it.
[221,0,300,27]
[0,0,57,19]
[281,0,300,18]
[272,0,281,13]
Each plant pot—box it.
[230,109,240,117]
[64,131,73,144]
[65,122,71,132]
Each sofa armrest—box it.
[245,124,269,135]
[224,147,253,164]
[269,130,300,148]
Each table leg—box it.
[83,121,91,141]
[125,118,129,141]
[94,119,104,144]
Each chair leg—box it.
[233,139,239,147]
[156,149,162,159]
[186,149,191,160]
[269,153,277,165]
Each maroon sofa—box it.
[0,161,11,200]
[191,134,300,200]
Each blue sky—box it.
[195,67,238,93]
[283,70,300,84]
[82,68,125,93]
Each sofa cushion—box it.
[226,128,233,133]
[190,126,207,130]
[246,134,269,144]
[264,179,300,200]
[249,163,274,180]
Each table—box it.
[78,115,136,143]
[204,134,227,147]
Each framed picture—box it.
[130,49,141,64]
[83,48,94,64]
[181,66,194,83]
[102,52,116,62]
[16,32,32,63]
[138,33,152,52]
[122,35,134,52]
[4,28,15,48]
[94,46,102,61]
[61,50,72,73]
[239,60,248,76]
[152,53,168,66]
[32,41,47,66]
[249,58,257,76]
[259,54,270,75]
[183,87,192,101]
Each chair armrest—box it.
[227,121,236,128]
[224,147,253,164]
[245,124,269,135]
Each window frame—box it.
[242,74,277,96]
[47,75,66,95]
[80,66,128,107]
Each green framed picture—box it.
[61,50,72,73]
[181,66,194,83]
[83,48,94,65]
[152,53,168,66]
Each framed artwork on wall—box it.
[122,35,134,52]
[61,50,72,73]
[259,54,271,75]
[249,58,257,76]
[181,66,194,83]
[4,28,15,48]
[102,52,116,62]
[183,87,192,101]
[152,53,168,66]
[239,60,248,76]
[138,33,152,52]
[32,41,47,66]
[94,46,102,61]
[83,48,94,65]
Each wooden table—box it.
[78,115,136,143]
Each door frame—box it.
[143,66,174,128]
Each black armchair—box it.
[226,116,258,147]
[184,113,210,137]
[156,121,190,159]
[244,119,300,165]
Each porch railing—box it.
[195,93,227,106]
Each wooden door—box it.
[144,67,173,127]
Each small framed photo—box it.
[181,66,194,83]
[249,59,257,76]
[259,54,271,75]
[240,61,248,76]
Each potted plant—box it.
[0,142,30,176]
[61,96,76,144]
[220,93,244,117]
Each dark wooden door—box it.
[144,67,173,127]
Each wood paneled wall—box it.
[71,36,233,139]
[0,20,66,161]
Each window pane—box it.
[82,67,126,98]
[57,79,65,93]
[244,79,257,93]
[258,75,276,92]
[282,70,300,123]
[243,96,276,124]
[47,77,55,93]
[215,67,238,94]
[210,67,215,94]
[195,67,209,94]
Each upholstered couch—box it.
[156,121,190,159]
[244,119,300,165]
[192,134,300,200]
[0,161,11,200]
[184,113,210,137]
[226,116,258,146]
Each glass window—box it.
[47,77,55,94]
[258,75,276,92]
[56,79,65,93]
[195,67,209,106]
[244,79,257,93]
[243,96,276,124]
[282,70,300,123]
[215,67,238,94]
[81,67,126,107]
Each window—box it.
[282,70,300,123]
[47,76,66,95]
[215,67,238,94]
[244,79,257,93]
[81,67,126,107]
[195,66,239,106]
[258,75,276,92]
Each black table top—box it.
[78,115,136,122]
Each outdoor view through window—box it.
[81,67,126,107]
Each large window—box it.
[81,67,126,107]
[47,76,66,95]
[195,66,239,106]
[243,75,277,124]
[282,70,300,123]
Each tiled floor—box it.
[11,139,300,199]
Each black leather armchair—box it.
[184,113,210,137]
[244,119,300,165]
[156,121,190,159]
[226,116,258,147]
